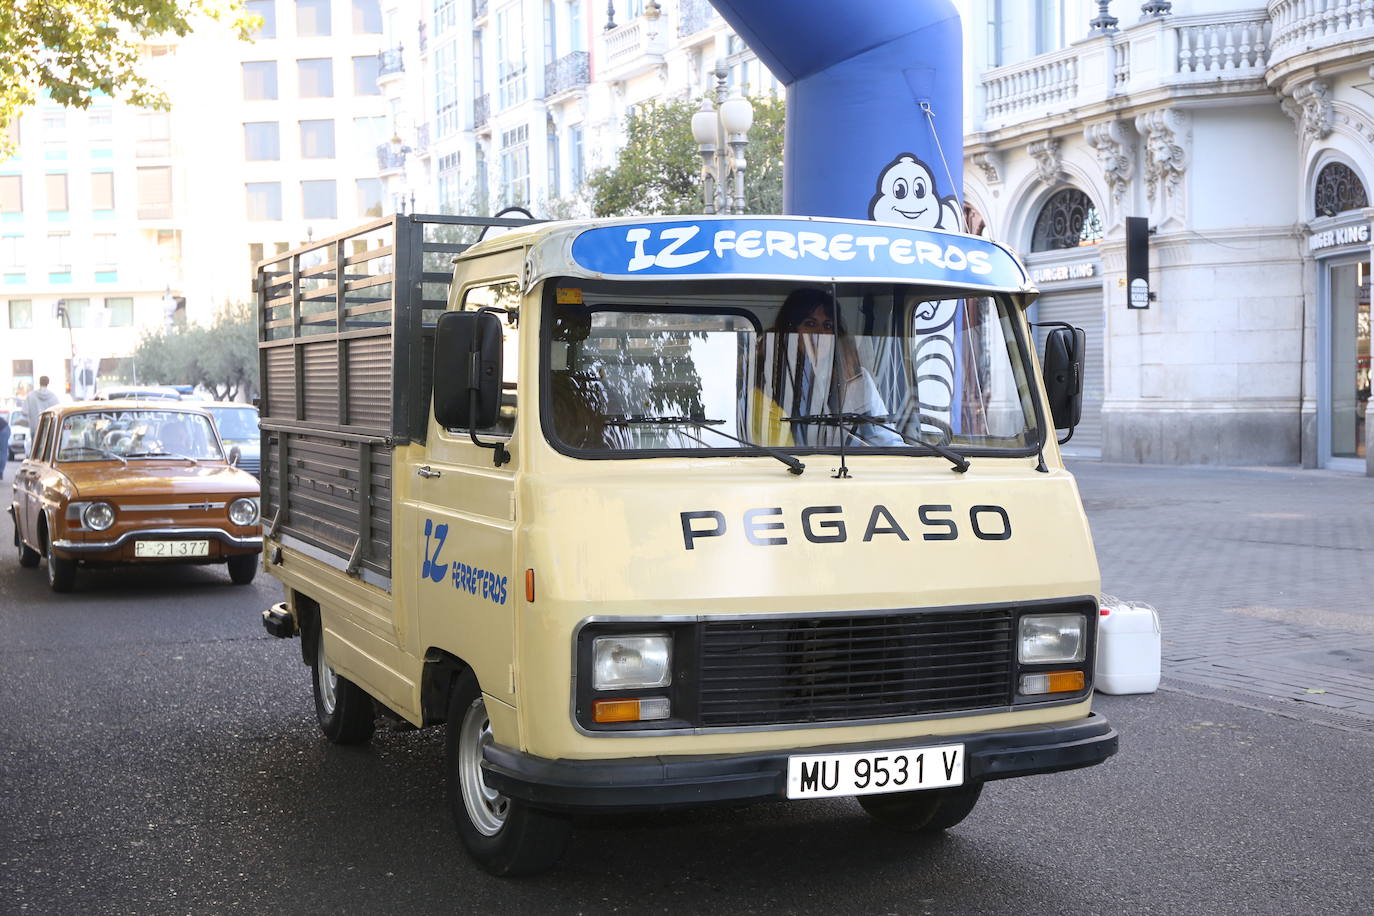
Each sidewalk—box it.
[1072,459,1374,732]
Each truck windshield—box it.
[543,278,1041,456]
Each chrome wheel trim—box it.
[458,695,509,837]
[315,634,338,716]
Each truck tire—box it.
[858,782,983,833]
[226,553,258,585]
[46,551,76,592]
[310,620,375,745]
[445,671,571,877]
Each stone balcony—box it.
[1265,0,1374,85]
[977,10,1274,136]
[601,15,669,82]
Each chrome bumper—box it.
[52,527,263,553]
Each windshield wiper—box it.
[64,445,128,466]
[605,416,805,475]
[784,412,970,473]
[126,450,200,466]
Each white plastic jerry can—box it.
[1094,599,1162,695]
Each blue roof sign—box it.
[568,219,1027,290]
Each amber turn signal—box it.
[1019,670,1086,696]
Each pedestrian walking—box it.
[23,376,60,428]
[0,409,9,478]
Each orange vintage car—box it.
[8,401,263,592]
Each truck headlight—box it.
[229,497,259,526]
[1018,613,1086,664]
[592,635,672,690]
[82,502,116,531]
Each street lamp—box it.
[691,61,753,215]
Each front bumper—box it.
[51,527,262,554]
[482,713,1118,813]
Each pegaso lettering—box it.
[625,226,994,276]
[679,504,1012,550]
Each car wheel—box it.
[46,550,76,592]
[226,553,258,585]
[15,526,40,568]
[857,782,983,833]
[446,671,571,877]
[309,616,375,745]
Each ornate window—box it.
[963,199,987,237]
[1314,162,1369,218]
[1030,188,1103,251]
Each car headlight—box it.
[1018,613,1086,664]
[82,502,116,531]
[592,635,672,690]
[228,497,259,526]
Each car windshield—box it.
[206,406,260,440]
[57,410,224,461]
[544,278,1041,456]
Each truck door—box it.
[397,278,522,706]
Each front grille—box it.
[238,456,261,478]
[696,609,1015,727]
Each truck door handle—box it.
[416,466,441,479]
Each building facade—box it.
[964,0,1372,475]
[1,0,390,405]
[372,0,778,219]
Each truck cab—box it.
[257,213,1115,876]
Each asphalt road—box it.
[2,470,1373,915]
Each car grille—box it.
[237,455,261,478]
[696,609,1015,727]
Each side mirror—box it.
[1041,325,1085,433]
[228,445,242,467]
[433,309,509,465]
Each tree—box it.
[131,302,258,401]
[586,95,786,218]
[0,0,256,148]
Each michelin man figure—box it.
[867,153,962,230]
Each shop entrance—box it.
[1323,258,1370,469]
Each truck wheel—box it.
[16,529,40,568]
[858,783,983,833]
[46,551,76,592]
[226,553,258,585]
[310,621,375,744]
[445,672,571,877]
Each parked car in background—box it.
[8,401,262,592]
[4,409,27,460]
[101,386,183,401]
[203,403,261,478]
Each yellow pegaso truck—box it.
[256,212,1116,876]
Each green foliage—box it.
[132,302,258,401]
[587,94,786,218]
[0,0,256,150]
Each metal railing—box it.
[378,46,404,76]
[474,93,490,129]
[678,0,717,37]
[544,50,590,97]
[377,143,406,172]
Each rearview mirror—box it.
[228,445,242,467]
[1041,325,1085,433]
[433,309,510,466]
[434,310,503,430]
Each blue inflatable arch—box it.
[709,0,964,228]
